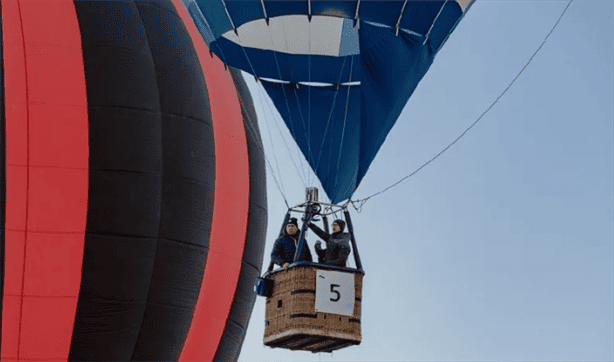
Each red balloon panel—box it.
[1,0,88,360]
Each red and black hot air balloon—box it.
[0,0,266,360]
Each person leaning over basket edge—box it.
[270,217,313,269]
[308,219,351,267]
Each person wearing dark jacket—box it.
[270,217,313,269]
[308,219,351,267]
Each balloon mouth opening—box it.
[220,14,360,58]
[257,77,361,88]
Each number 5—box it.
[330,284,340,302]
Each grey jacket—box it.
[308,223,351,267]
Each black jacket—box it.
[308,223,351,267]
[270,230,313,266]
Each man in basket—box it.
[308,219,351,267]
[270,217,313,269]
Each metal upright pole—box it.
[322,215,329,235]
[293,206,313,263]
[343,209,363,271]
[294,188,320,263]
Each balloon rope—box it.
[229,15,312,190]
[279,18,312,185]
[348,0,575,212]
[222,8,294,205]
[395,0,409,35]
[204,3,292,205]
[193,12,291,205]
[265,21,311,186]
[291,86,310,174]
[312,56,349,182]
[259,0,268,22]
[437,0,477,53]
[253,82,289,204]
[423,0,449,45]
[267,156,290,210]
[308,18,313,186]
[257,131,291,210]
[232,76,291,208]
[220,0,237,33]
[333,55,355,191]
[279,18,312,186]
[260,82,309,191]
[267,22,307,188]
[233,26,259,81]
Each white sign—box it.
[315,269,355,316]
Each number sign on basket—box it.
[315,269,355,316]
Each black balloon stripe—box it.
[69,1,215,360]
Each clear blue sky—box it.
[238,1,613,361]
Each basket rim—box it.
[265,262,365,278]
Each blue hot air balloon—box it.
[183,0,474,203]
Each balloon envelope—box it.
[0,1,266,360]
[185,0,474,202]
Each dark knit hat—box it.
[332,219,346,232]
[287,217,298,227]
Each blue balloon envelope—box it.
[184,0,474,203]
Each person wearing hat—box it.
[308,219,351,267]
[270,217,313,269]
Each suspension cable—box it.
[254,83,288,199]
[260,83,308,190]
[279,16,319,188]
[348,0,574,211]
[231,74,291,209]
[304,17,319,186]
[308,16,313,186]
[226,1,288,206]
[264,19,308,184]
[261,142,291,209]
[268,163,290,209]
[289,85,312,185]
[423,0,449,45]
[334,55,355,190]
[395,0,409,35]
[228,16,311,196]
[279,17,311,169]
[223,9,311,204]
[313,57,349,178]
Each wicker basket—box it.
[263,263,363,353]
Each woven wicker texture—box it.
[264,265,363,351]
